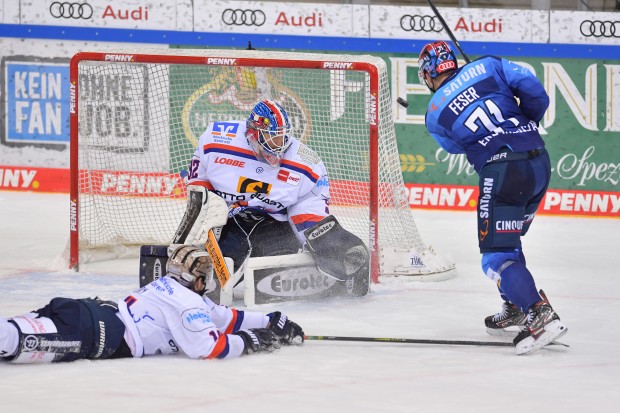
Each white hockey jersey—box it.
[187,120,331,243]
[117,277,269,359]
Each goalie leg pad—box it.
[304,215,370,296]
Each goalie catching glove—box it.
[267,312,304,345]
[233,328,281,355]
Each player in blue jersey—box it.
[418,41,567,354]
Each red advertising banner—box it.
[404,183,619,218]
[0,165,69,193]
[2,166,616,217]
[83,170,186,198]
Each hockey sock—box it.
[498,262,542,313]
[498,248,527,303]
[518,248,527,267]
[0,317,19,358]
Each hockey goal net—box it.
[69,48,455,282]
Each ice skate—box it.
[485,301,527,337]
[514,297,567,355]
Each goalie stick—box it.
[204,229,231,287]
[305,335,569,348]
[172,187,231,288]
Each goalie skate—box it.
[485,302,527,337]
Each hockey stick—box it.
[396,0,472,108]
[204,229,231,287]
[305,335,569,348]
[173,186,231,287]
[425,0,471,64]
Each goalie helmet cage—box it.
[69,49,456,282]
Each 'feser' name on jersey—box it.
[447,87,480,116]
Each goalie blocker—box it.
[139,216,369,304]
[304,215,370,297]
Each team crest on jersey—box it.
[211,122,239,143]
[237,176,272,194]
[296,144,320,165]
[277,169,301,186]
[181,308,212,332]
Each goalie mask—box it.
[246,100,293,167]
[418,41,458,92]
[166,245,213,295]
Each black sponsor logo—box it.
[50,2,94,19]
[256,270,336,298]
[579,20,619,38]
[222,9,266,26]
[237,176,271,193]
[400,15,442,32]
[307,221,335,240]
[24,335,39,351]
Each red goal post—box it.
[69,48,455,282]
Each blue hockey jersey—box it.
[424,56,549,171]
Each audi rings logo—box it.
[222,9,266,27]
[50,2,94,19]
[579,20,619,38]
[400,15,443,32]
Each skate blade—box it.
[486,327,521,338]
[516,320,568,355]
[487,327,569,347]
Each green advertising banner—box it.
[168,46,618,217]
[168,60,373,184]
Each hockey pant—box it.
[6,297,131,363]
[477,148,551,312]
[218,214,301,279]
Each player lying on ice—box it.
[0,245,304,363]
[169,99,370,298]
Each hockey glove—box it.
[304,215,370,284]
[267,312,305,345]
[234,328,281,355]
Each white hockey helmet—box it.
[166,245,213,295]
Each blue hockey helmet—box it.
[418,41,458,91]
[246,100,293,167]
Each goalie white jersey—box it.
[187,120,330,243]
[117,277,269,359]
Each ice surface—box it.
[0,191,618,413]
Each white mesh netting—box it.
[72,49,455,278]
